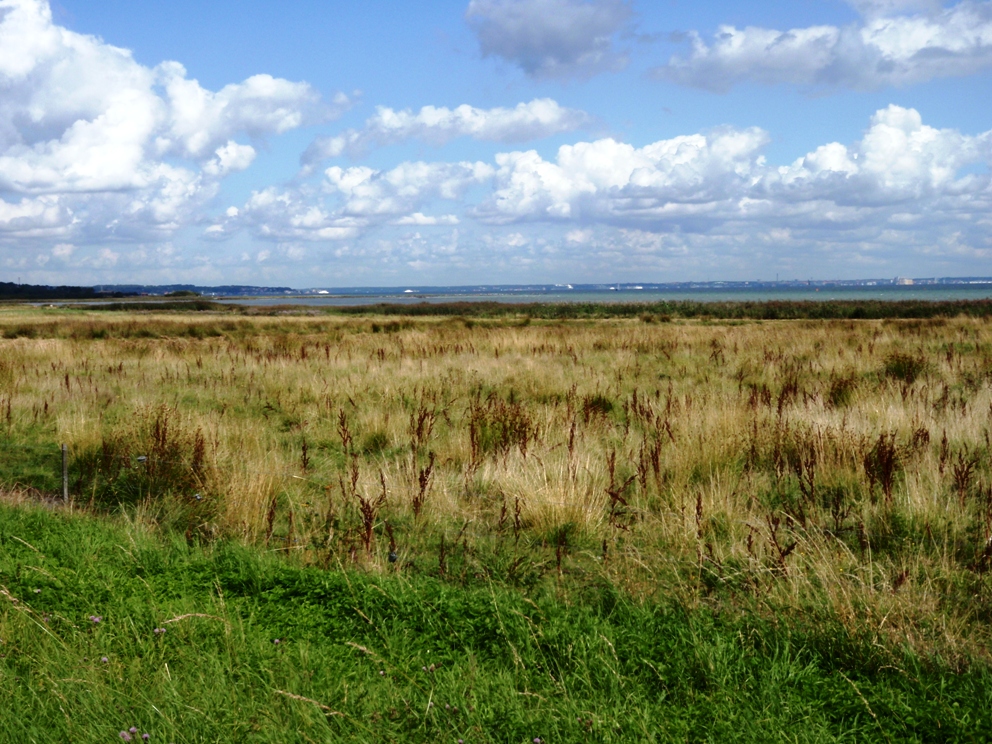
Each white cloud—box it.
[465,0,632,79]
[0,0,349,244]
[477,127,771,223]
[220,160,492,242]
[95,247,119,267]
[302,98,588,166]
[474,106,992,248]
[202,141,257,177]
[0,194,71,236]
[653,0,992,91]
[158,62,341,159]
[220,105,992,275]
[393,213,460,225]
[326,161,495,217]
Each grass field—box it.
[3,304,992,741]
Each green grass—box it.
[0,438,62,494]
[2,503,991,743]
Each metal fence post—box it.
[61,443,68,502]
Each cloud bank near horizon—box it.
[202,105,991,281]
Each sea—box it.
[212,284,992,307]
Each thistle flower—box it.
[101,657,108,663]
[119,733,131,742]
[89,615,102,623]
[153,628,166,635]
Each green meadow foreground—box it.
[2,305,992,741]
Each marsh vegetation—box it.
[3,306,992,740]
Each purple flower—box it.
[42,615,50,623]
[142,735,150,741]
[89,615,102,623]
[101,657,109,664]
[119,733,131,742]
[273,638,281,645]
[153,628,166,635]
[129,728,138,734]
[533,739,542,744]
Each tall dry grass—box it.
[3,308,992,659]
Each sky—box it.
[1,0,991,287]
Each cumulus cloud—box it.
[302,98,588,167]
[0,194,71,237]
[326,161,494,217]
[217,161,493,241]
[221,104,992,274]
[157,62,341,159]
[466,0,632,79]
[202,141,257,178]
[653,0,992,91]
[0,0,349,241]
[477,127,771,224]
[474,106,992,242]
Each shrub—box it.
[883,353,928,384]
[827,376,857,408]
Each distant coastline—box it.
[4,277,992,303]
[97,276,990,297]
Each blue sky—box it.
[2,0,991,286]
